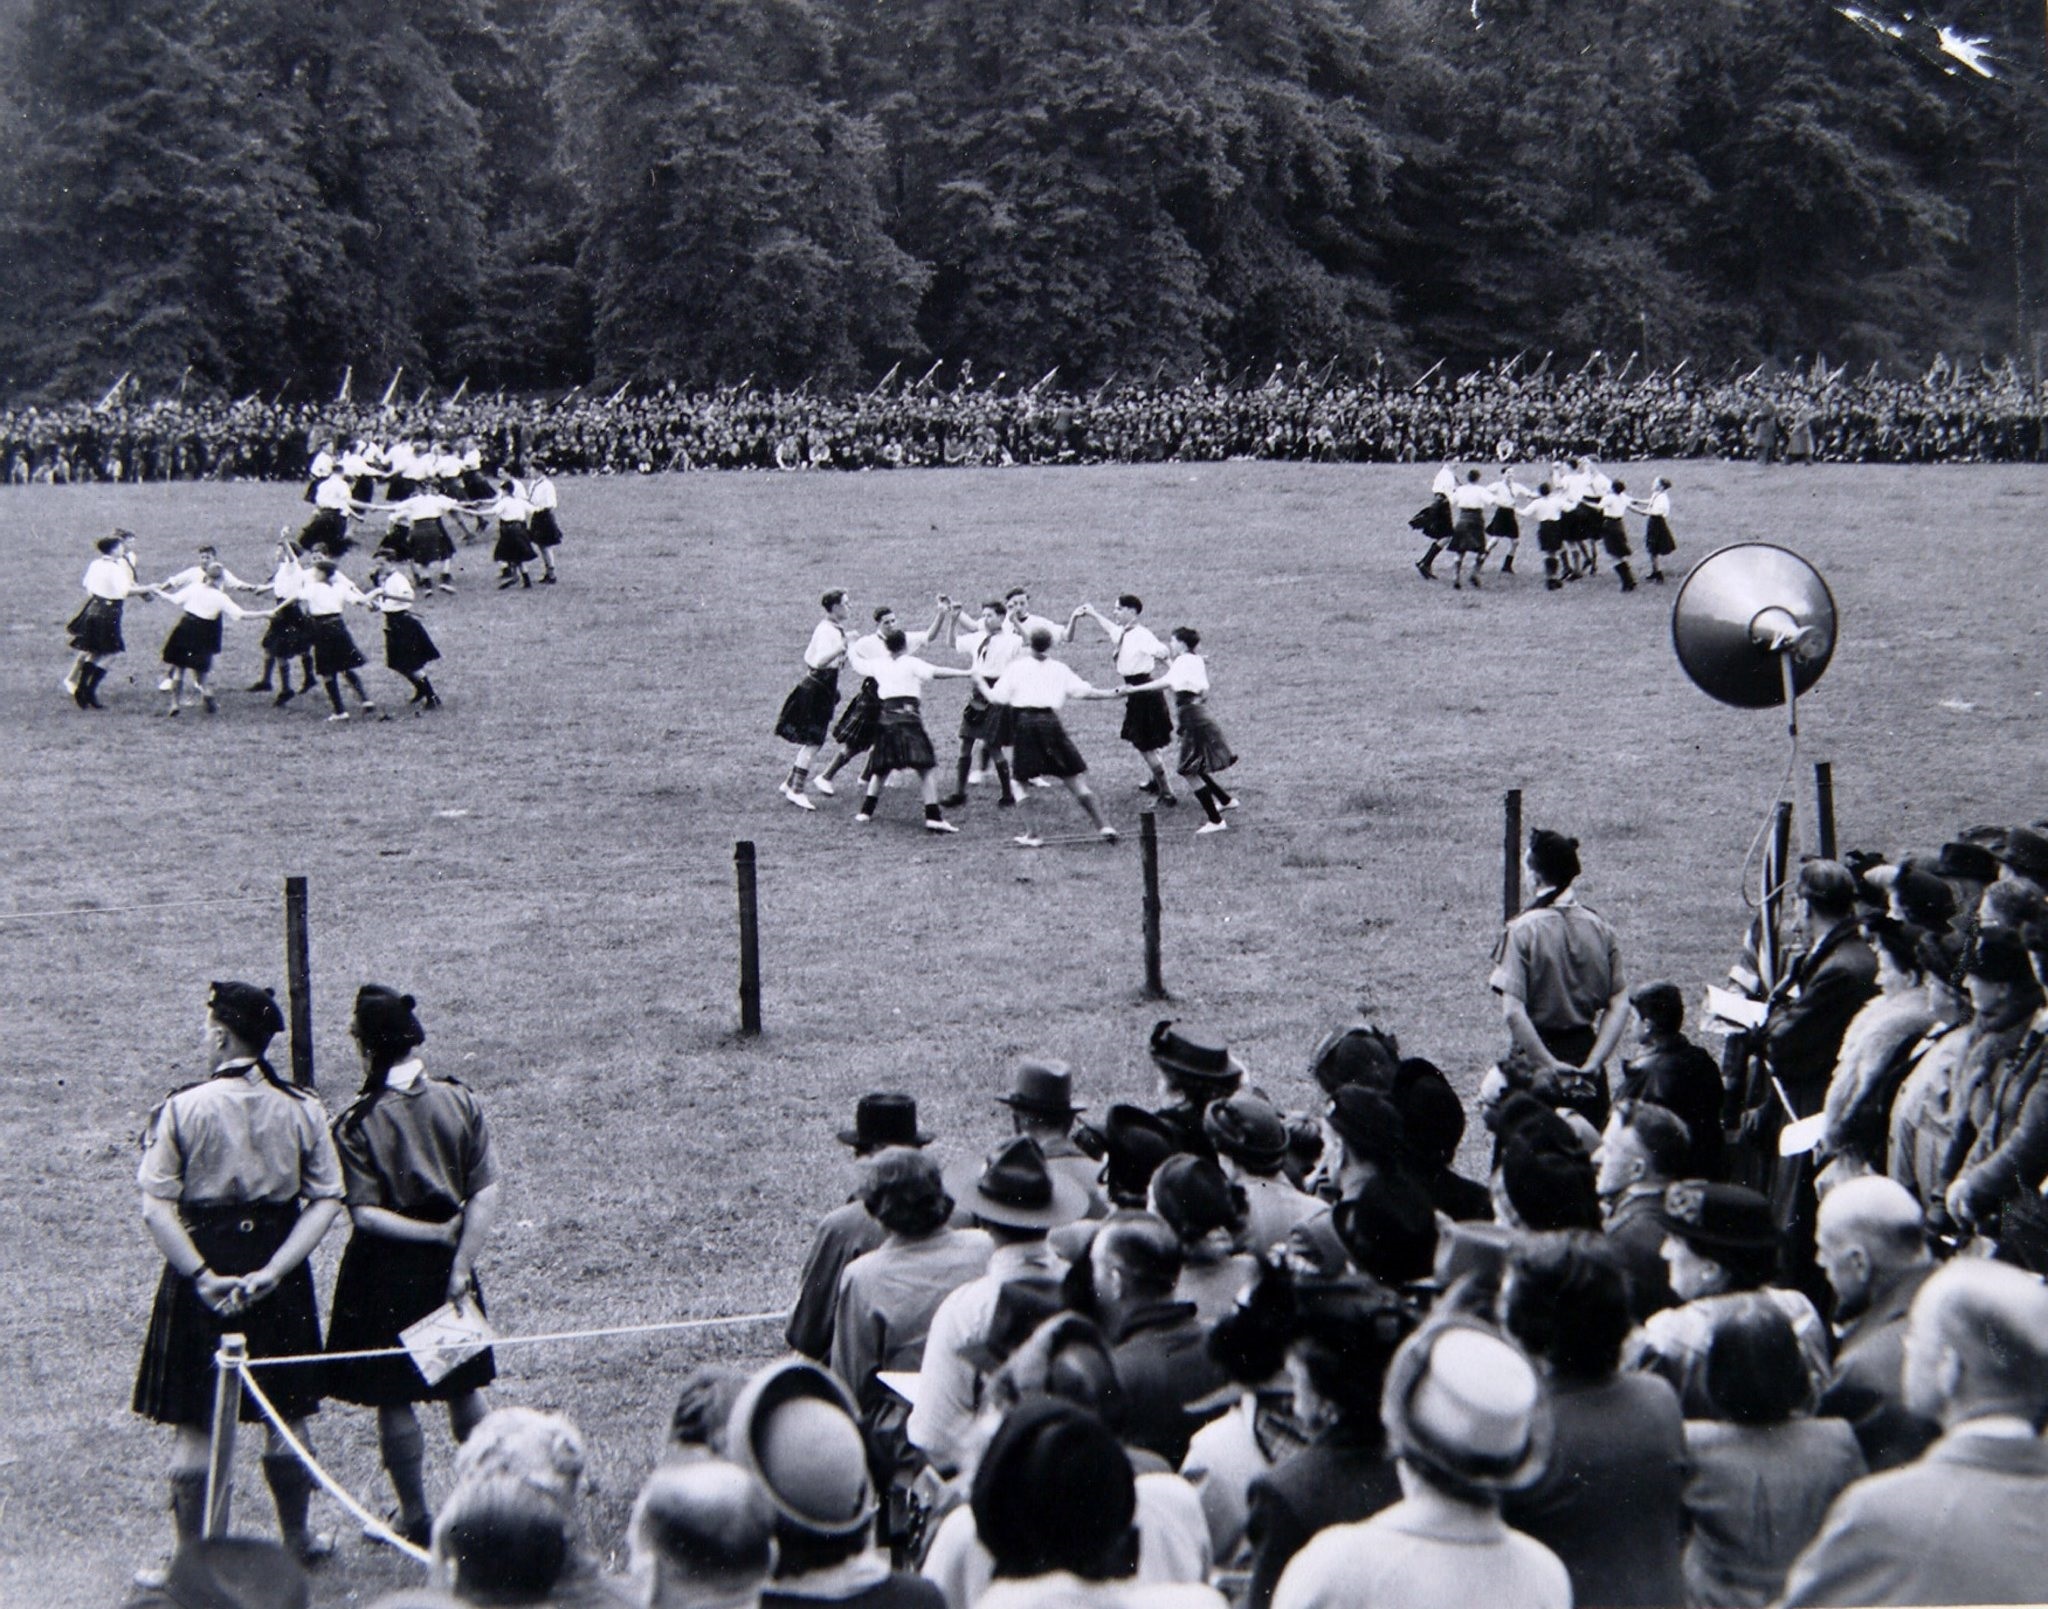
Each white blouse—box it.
[802,619,848,671]
[1113,623,1167,676]
[1165,654,1210,695]
[871,655,941,701]
[990,655,1092,710]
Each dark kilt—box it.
[832,678,881,752]
[384,612,440,675]
[301,508,353,557]
[1120,676,1174,752]
[870,697,936,772]
[409,518,456,566]
[1449,507,1487,555]
[1600,516,1633,558]
[133,1202,325,1426]
[530,508,564,550]
[67,595,125,655]
[262,600,313,659]
[460,470,497,501]
[1409,498,1452,540]
[162,613,224,673]
[385,475,418,503]
[1174,693,1238,778]
[775,666,841,746]
[1644,515,1676,557]
[1536,519,1565,555]
[374,523,412,563]
[324,1230,496,1406]
[309,614,367,677]
[350,476,377,503]
[1487,505,1519,539]
[958,692,997,741]
[493,520,536,566]
[1568,502,1601,544]
[1011,708,1087,781]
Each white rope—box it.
[234,1362,433,1566]
[0,892,268,922]
[245,1308,787,1369]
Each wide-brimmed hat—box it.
[944,1136,1091,1230]
[997,1059,1084,1118]
[1890,867,1957,929]
[726,1361,875,1538]
[836,1092,932,1151]
[1382,1320,1551,1494]
[1149,1020,1244,1088]
[1997,827,2048,887]
[1653,1180,1778,1256]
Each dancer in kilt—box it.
[852,627,975,833]
[300,468,360,558]
[158,563,277,716]
[1447,468,1492,591]
[1074,595,1178,806]
[1120,627,1238,834]
[988,625,1123,845]
[489,477,537,589]
[941,598,1025,811]
[1631,477,1677,583]
[325,986,500,1547]
[252,539,317,705]
[815,600,950,799]
[133,981,343,1577]
[65,530,151,709]
[774,590,852,810]
[528,465,563,584]
[1597,479,1640,592]
[365,564,443,712]
[299,556,376,721]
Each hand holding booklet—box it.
[400,1298,497,1387]
[1704,984,1767,1031]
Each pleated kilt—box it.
[530,508,564,550]
[958,693,997,741]
[350,476,377,504]
[1600,516,1633,558]
[374,524,412,563]
[1487,506,1519,539]
[1536,519,1565,555]
[133,1202,325,1427]
[301,508,352,556]
[1174,693,1237,778]
[409,518,456,565]
[1011,708,1087,780]
[262,600,312,659]
[162,613,224,672]
[1119,676,1173,752]
[870,697,936,772]
[775,666,841,746]
[1449,508,1486,555]
[324,1230,495,1406]
[1568,502,1601,544]
[67,595,125,655]
[386,476,418,504]
[383,612,440,675]
[832,679,880,751]
[1645,515,1676,557]
[308,613,366,677]
[493,521,536,566]
[460,470,497,501]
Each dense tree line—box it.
[1,0,2042,403]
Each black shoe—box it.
[939,793,967,808]
[497,574,518,589]
[73,683,93,710]
[1137,778,1160,794]
[1158,792,1179,807]
[1469,574,1481,589]
[1500,557,1514,575]
[1415,559,1434,579]
[521,572,533,588]
[423,694,441,711]
[1545,579,1563,591]
[202,696,217,715]
[538,573,557,585]
[247,679,272,693]
[274,688,295,707]
[997,793,1016,809]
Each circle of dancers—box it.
[1409,456,1678,593]
[57,442,570,720]
[774,587,1239,843]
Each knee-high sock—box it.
[261,1452,316,1548]
[1195,781,1224,823]
[378,1408,430,1529]
[169,1469,210,1544]
[322,676,346,714]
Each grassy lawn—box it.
[1,459,2043,1604]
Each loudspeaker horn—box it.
[1671,543,1837,709]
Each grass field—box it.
[2,459,2045,1605]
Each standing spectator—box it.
[628,1459,777,1609]
[1816,918,1939,1179]
[1616,982,1725,1180]
[1091,1214,1231,1467]
[1144,1022,1245,1161]
[1944,920,2048,1241]
[1812,1177,1939,1472]
[1205,1093,1322,1254]
[787,1095,931,1361]
[1594,1100,1691,1320]
[996,1060,1105,1214]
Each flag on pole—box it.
[336,365,353,404]
[379,368,404,409]
[95,372,131,412]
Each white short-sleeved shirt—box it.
[299,573,366,617]
[848,629,929,677]
[1450,482,1492,513]
[1523,491,1571,525]
[493,489,534,523]
[390,491,456,524]
[308,451,336,480]
[1114,623,1168,677]
[872,654,941,701]
[529,476,558,511]
[803,619,849,671]
[960,626,1023,684]
[1431,465,1459,496]
[1642,490,1671,519]
[372,573,417,613]
[163,563,255,593]
[1009,611,1067,646]
[990,655,1092,710]
[1599,488,1631,519]
[83,555,141,601]
[314,475,354,511]
[1164,654,1209,695]
[166,582,262,623]
[339,451,371,480]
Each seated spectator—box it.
[1205,1093,1322,1254]
[1270,1320,1569,1609]
[1305,1023,1401,1098]
[1781,1260,2048,1606]
[628,1459,777,1609]
[432,1473,574,1607]
[1243,1278,1414,1609]
[1812,1176,1938,1471]
[1317,1087,1409,1201]
[1621,1183,1829,1416]
[1099,1106,1181,1211]
[788,1095,933,1360]
[1816,917,1939,1179]
[1499,1235,1686,1609]
[1091,1213,1230,1466]
[1145,1021,1246,1161]
[451,1408,630,1609]
[997,1061,1106,1215]
[1389,1059,1490,1222]
[1594,1099,1691,1319]
[1149,1155,1257,1323]
[1682,1300,1866,1607]
[1616,982,1725,1180]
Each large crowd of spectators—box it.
[16,360,2048,485]
[134,814,2048,1609]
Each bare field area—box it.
[2,460,2044,1604]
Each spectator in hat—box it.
[1594,1100,1690,1320]
[1977,876,2045,937]
[1680,1300,1866,1608]
[1816,918,1939,1179]
[787,1095,933,1362]
[1928,841,1999,930]
[1270,1320,1568,1609]
[730,1362,941,1609]
[1091,1213,1232,1466]
[1330,1173,1439,1295]
[123,1538,310,1609]
[998,1061,1104,1214]
[1317,1086,1409,1201]
[1993,824,2048,897]
[1615,982,1725,1180]
[1812,1176,1939,1472]
[969,1398,1225,1609]
[1888,867,1958,934]
[1489,828,1629,1129]
[1098,1105,1181,1211]
[1499,1235,1686,1609]
[1496,1139,1601,1233]
[1782,1260,2048,1607]
[1205,1093,1321,1254]
[450,1407,627,1608]
[1389,1061,1490,1222]
[1945,921,2048,1238]
[1305,1024,1401,1098]
[628,1458,777,1609]
[1146,1021,1245,1160]
[430,1472,574,1606]
[1621,1182,1829,1416]
[909,1139,1089,1476]
[1149,1156,1256,1322]
[1242,1279,1415,1609]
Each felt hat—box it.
[1997,827,2048,887]
[998,1059,1084,1118]
[160,1537,310,1609]
[1149,1154,1244,1241]
[1382,1321,1551,1494]
[1500,1140,1602,1232]
[208,981,284,1050]
[1307,1022,1401,1094]
[944,1137,1090,1230]
[1203,1092,1291,1170]
[1325,1086,1407,1169]
[1932,841,2001,885]
[970,1398,1134,1580]
[1100,1105,1179,1204]
[1653,1180,1779,1256]
[1890,867,1958,929]
[1332,1172,1440,1286]
[1391,1061,1465,1168]
[836,1091,932,1151]
[1149,1020,1243,1088]
[726,1361,875,1538]
[1966,926,2037,986]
